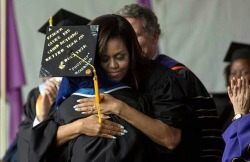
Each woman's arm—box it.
[116,99,181,150]
[75,94,181,150]
[56,114,126,146]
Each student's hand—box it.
[74,93,124,115]
[76,114,127,139]
[37,79,60,122]
[228,77,250,115]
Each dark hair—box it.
[89,14,150,89]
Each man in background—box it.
[116,3,224,161]
[116,3,210,97]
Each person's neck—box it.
[151,52,159,60]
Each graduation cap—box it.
[39,14,102,123]
[38,8,90,34]
[38,8,94,77]
[40,25,99,77]
[224,42,250,62]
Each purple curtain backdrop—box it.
[0,0,26,144]
[137,0,152,9]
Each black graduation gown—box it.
[156,55,224,161]
[17,88,55,162]
[29,87,149,162]
[156,54,210,97]
[138,61,201,162]
[29,61,201,162]
[17,88,40,162]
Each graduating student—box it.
[29,14,200,162]
[16,9,89,162]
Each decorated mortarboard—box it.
[224,42,250,62]
[39,16,103,123]
[39,25,99,77]
[38,8,90,34]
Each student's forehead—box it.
[231,59,250,67]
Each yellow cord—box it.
[49,16,53,26]
[72,53,102,123]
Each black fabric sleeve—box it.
[17,88,40,162]
[176,68,211,97]
[142,69,194,129]
[28,115,58,162]
[138,63,202,161]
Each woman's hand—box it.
[75,114,127,139]
[73,93,123,115]
[228,77,250,115]
[37,79,60,122]
[56,114,127,146]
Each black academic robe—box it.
[17,88,54,162]
[137,61,202,162]
[29,87,149,162]
[57,87,148,162]
[156,54,210,98]
[29,61,201,162]
[17,88,40,162]
[156,55,224,161]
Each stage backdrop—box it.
[13,0,250,100]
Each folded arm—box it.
[75,94,182,150]
[55,114,126,146]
